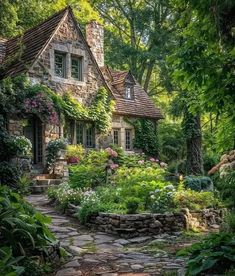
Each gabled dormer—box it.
[124,72,135,100]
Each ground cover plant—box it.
[0,186,57,275]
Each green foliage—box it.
[0,186,56,275]
[184,176,213,191]
[178,233,235,276]
[7,136,32,158]
[0,161,21,188]
[69,149,109,189]
[18,175,31,195]
[66,144,85,160]
[0,246,24,276]
[69,164,106,189]
[0,186,55,256]
[48,182,83,209]
[125,197,140,214]
[216,171,235,208]
[158,121,185,164]
[0,77,114,135]
[129,118,158,156]
[46,139,67,171]
[173,190,219,211]
[150,185,176,213]
[89,87,115,133]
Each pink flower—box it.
[150,158,155,162]
[138,160,145,165]
[105,147,118,158]
[110,164,119,170]
[160,162,168,168]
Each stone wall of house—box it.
[8,118,24,136]
[28,13,104,106]
[111,115,135,150]
[83,209,224,238]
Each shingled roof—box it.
[0,8,68,78]
[101,66,163,120]
[0,7,163,120]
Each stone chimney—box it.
[0,38,7,63]
[86,21,104,67]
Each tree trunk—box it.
[144,60,155,92]
[183,111,203,175]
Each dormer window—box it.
[125,85,134,100]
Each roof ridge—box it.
[7,7,69,43]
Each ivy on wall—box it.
[126,118,159,156]
[0,75,115,134]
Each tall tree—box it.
[92,0,176,91]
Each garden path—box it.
[26,194,190,276]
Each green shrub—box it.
[48,182,83,209]
[7,135,32,158]
[83,149,108,166]
[173,190,220,211]
[224,212,235,233]
[217,171,235,208]
[0,186,56,256]
[18,175,31,195]
[0,161,22,188]
[178,233,235,276]
[66,144,85,160]
[77,192,103,224]
[0,246,24,275]
[184,175,213,191]
[150,184,176,213]
[126,197,140,214]
[69,164,106,189]
[46,139,67,171]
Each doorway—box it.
[23,116,43,164]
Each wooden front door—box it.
[23,116,43,164]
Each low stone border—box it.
[67,203,225,238]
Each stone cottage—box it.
[0,7,162,167]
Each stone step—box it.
[32,179,63,186]
[31,185,57,194]
[34,174,62,180]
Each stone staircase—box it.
[31,173,63,194]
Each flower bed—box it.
[48,146,222,231]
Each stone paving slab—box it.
[26,194,187,276]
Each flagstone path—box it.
[26,194,190,276]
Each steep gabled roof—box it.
[101,66,163,120]
[0,8,68,78]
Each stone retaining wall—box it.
[85,208,224,238]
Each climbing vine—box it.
[126,118,159,157]
[0,75,114,134]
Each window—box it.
[55,52,66,78]
[125,129,132,150]
[86,124,95,148]
[71,56,83,81]
[76,122,84,144]
[125,86,133,100]
[113,129,120,145]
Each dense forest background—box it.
[1,0,234,175]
